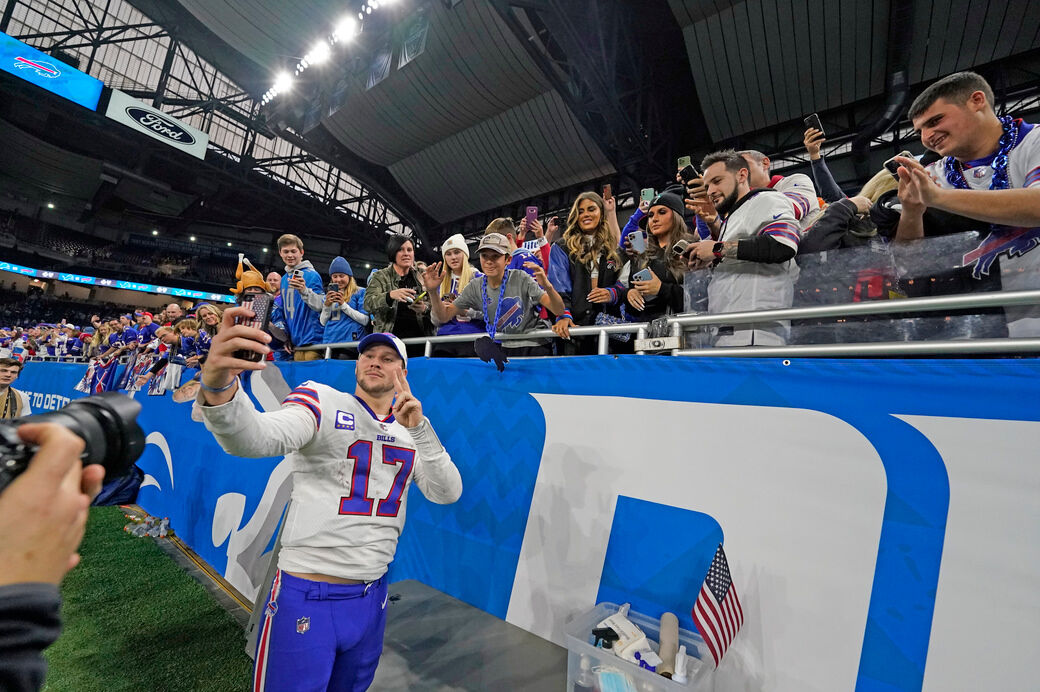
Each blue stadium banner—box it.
[0,31,103,110]
[0,260,235,303]
[15,357,1040,692]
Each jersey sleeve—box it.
[282,383,322,430]
[193,380,318,457]
[777,173,820,220]
[755,195,801,251]
[407,417,462,504]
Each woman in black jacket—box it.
[622,191,694,321]
[548,192,625,353]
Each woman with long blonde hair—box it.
[548,191,625,352]
[431,234,484,357]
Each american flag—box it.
[692,543,744,666]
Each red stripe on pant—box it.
[254,570,282,692]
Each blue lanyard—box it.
[481,270,510,342]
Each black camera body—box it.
[0,393,145,493]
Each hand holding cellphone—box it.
[602,184,612,200]
[632,267,652,282]
[803,113,824,136]
[679,164,701,185]
[883,150,914,180]
[525,205,538,232]
[232,293,273,362]
[627,231,647,254]
[640,188,656,204]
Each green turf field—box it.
[43,507,253,691]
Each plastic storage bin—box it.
[564,602,714,691]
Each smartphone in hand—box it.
[233,293,273,362]
[640,188,656,204]
[677,155,692,169]
[803,113,824,136]
[602,184,612,200]
[632,267,652,282]
[627,231,647,253]
[525,206,538,232]
[679,164,701,185]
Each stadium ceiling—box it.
[136,0,1040,241]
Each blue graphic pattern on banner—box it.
[0,31,103,110]
[14,356,1040,692]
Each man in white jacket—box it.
[194,310,462,692]
[0,358,31,419]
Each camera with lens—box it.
[0,392,145,493]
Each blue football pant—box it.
[253,571,389,692]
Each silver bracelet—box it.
[199,376,238,394]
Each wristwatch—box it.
[712,242,724,266]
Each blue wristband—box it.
[199,376,237,394]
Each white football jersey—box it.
[195,381,462,581]
[710,190,801,346]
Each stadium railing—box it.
[296,289,1040,359]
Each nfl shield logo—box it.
[296,616,310,634]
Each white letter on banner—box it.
[508,394,886,692]
[901,416,1040,692]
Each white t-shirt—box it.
[926,120,1040,336]
[195,381,462,581]
[709,190,801,346]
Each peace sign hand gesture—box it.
[391,370,423,428]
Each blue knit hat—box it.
[329,256,353,277]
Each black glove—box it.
[474,336,508,372]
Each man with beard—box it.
[686,149,801,346]
[194,316,461,692]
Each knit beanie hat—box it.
[441,233,470,259]
[329,256,353,276]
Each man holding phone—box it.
[892,70,1040,336]
[685,149,801,346]
[277,234,325,361]
[194,318,461,691]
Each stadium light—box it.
[333,16,359,42]
[272,72,293,94]
[46,202,54,209]
[262,248,268,253]
[365,263,371,269]
[306,41,331,65]
[190,236,196,241]
[151,229,159,236]
[226,242,232,247]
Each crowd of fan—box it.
[3,71,1039,366]
[254,72,1039,363]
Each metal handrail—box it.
[676,338,1040,358]
[295,289,1040,358]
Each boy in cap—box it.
[424,232,565,365]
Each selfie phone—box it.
[803,113,824,136]
[672,238,691,257]
[883,150,914,180]
[677,155,692,169]
[640,188,656,203]
[525,205,538,231]
[327,282,338,294]
[602,184,612,199]
[679,164,701,185]
[627,230,647,253]
[632,267,652,282]
[233,292,273,362]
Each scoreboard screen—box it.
[0,31,103,110]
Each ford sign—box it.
[125,106,196,145]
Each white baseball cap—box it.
[357,332,408,365]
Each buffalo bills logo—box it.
[496,297,525,330]
[13,56,60,79]
[962,227,1040,278]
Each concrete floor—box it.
[156,535,568,690]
